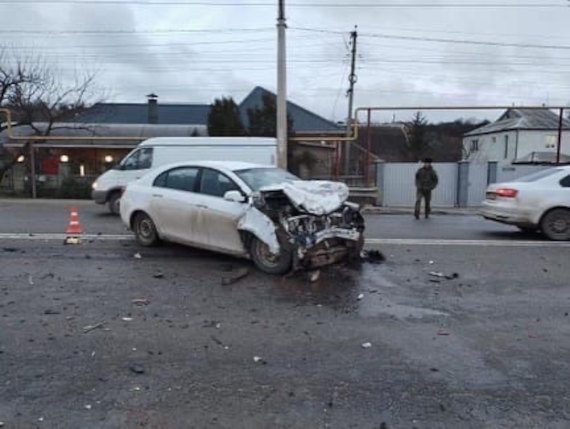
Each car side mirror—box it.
[224,190,246,203]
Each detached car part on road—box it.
[481,166,570,240]
[120,161,365,274]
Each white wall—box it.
[463,130,570,164]
[515,130,570,160]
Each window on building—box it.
[504,135,509,159]
[470,139,479,152]
[545,135,557,149]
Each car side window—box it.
[199,168,240,198]
[122,148,153,171]
[153,167,199,192]
[560,175,570,188]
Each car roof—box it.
[156,160,272,172]
[139,137,276,147]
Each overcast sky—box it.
[2,0,570,124]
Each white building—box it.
[463,108,570,165]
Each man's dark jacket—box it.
[415,166,438,191]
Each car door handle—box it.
[152,193,163,198]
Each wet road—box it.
[1,238,569,427]
[0,199,542,242]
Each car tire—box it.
[133,212,159,247]
[249,236,292,275]
[108,192,121,215]
[540,208,570,241]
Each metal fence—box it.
[376,161,551,208]
[382,162,458,207]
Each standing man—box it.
[414,158,438,219]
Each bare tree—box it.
[0,48,100,189]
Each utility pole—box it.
[344,26,358,175]
[276,0,288,170]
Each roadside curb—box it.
[362,207,480,216]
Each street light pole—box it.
[276,0,288,170]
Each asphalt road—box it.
[1,238,569,427]
[0,198,542,241]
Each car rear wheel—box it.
[540,208,570,241]
[249,237,292,275]
[133,212,159,246]
[108,192,121,215]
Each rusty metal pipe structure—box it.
[356,105,568,171]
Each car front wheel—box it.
[108,192,121,215]
[249,237,292,275]
[540,208,570,241]
[133,212,159,246]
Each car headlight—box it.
[92,181,98,190]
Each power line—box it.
[291,27,570,50]
[1,0,567,7]
[0,27,273,35]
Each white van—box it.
[91,137,277,214]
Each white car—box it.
[480,166,570,240]
[120,161,365,274]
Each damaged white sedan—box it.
[120,161,365,274]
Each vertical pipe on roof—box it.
[147,93,158,124]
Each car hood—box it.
[259,180,350,215]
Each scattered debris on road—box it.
[361,342,372,349]
[84,404,92,410]
[122,317,133,322]
[83,322,105,333]
[44,309,61,315]
[63,237,81,245]
[429,271,460,280]
[2,247,17,252]
[309,270,321,283]
[28,275,34,285]
[153,272,164,279]
[429,271,446,278]
[437,329,450,336]
[357,294,364,300]
[361,250,386,264]
[221,267,250,285]
[133,253,142,259]
[132,298,150,306]
[129,364,145,374]
[253,356,267,364]
[211,335,229,349]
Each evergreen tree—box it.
[247,93,294,137]
[207,97,246,136]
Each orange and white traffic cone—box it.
[64,206,84,244]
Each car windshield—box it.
[514,168,562,183]
[234,167,299,191]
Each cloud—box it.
[1,1,569,123]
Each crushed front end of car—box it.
[253,181,365,270]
